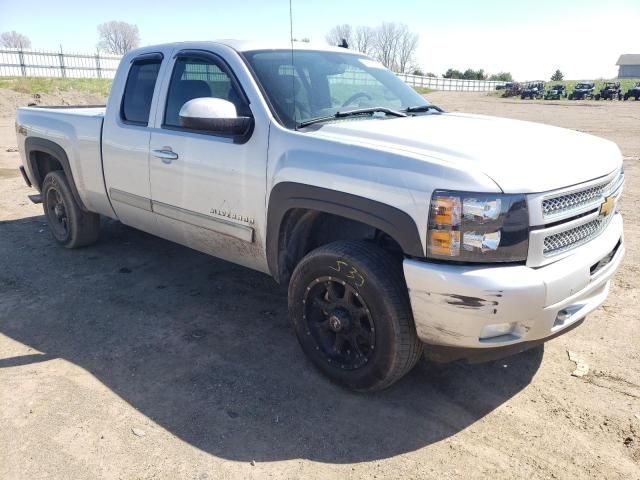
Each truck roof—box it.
[127,40,362,56]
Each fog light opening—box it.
[554,309,571,327]
[479,322,516,340]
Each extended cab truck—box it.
[16,41,625,391]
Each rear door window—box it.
[121,58,162,125]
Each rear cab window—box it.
[121,55,163,125]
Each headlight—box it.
[427,190,529,262]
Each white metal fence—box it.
[397,73,504,91]
[0,48,504,91]
[0,48,121,79]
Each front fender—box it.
[266,182,424,282]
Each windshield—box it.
[243,49,430,129]
[576,84,591,89]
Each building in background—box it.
[617,54,640,78]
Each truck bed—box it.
[26,105,106,116]
[16,105,113,217]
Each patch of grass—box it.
[0,77,112,96]
[413,86,434,95]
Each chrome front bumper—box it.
[404,213,624,350]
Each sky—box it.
[1,0,639,80]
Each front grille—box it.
[543,215,612,256]
[528,172,624,266]
[542,181,610,218]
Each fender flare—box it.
[266,182,424,281]
[25,137,88,211]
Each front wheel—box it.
[288,241,423,391]
[42,171,100,248]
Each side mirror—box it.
[178,98,252,136]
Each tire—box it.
[595,94,600,101]
[568,93,573,100]
[42,171,100,248]
[288,240,423,391]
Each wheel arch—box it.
[25,137,88,211]
[266,182,424,283]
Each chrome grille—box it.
[543,215,611,256]
[542,182,608,217]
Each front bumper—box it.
[404,213,624,357]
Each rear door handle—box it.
[152,148,179,163]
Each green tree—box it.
[461,68,487,80]
[489,72,513,81]
[444,68,463,79]
[551,69,564,81]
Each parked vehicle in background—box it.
[15,41,626,391]
[595,82,622,101]
[544,84,567,100]
[623,82,640,101]
[568,82,595,100]
[521,81,545,100]
[502,82,522,97]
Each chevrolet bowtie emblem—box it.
[599,195,615,217]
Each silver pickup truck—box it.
[16,41,625,390]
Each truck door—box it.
[148,49,269,273]
[102,51,168,233]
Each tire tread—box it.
[290,240,423,391]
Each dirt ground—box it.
[1,88,639,479]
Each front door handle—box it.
[152,148,179,163]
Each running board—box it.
[28,194,42,204]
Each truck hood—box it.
[307,112,621,193]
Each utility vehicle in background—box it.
[595,82,622,101]
[520,81,545,100]
[502,82,522,97]
[623,82,640,101]
[544,84,567,100]
[568,82,595,100]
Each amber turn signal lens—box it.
[429,230,460,256]
[431,196,461,227]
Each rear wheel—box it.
[288,240,423,391]
[42,171,100,248]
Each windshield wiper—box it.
[297,107,407,129]
[403,104,444,113]
[335,107,407,118]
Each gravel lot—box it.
[1,89,639,479]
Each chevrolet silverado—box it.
[16,41,625,390]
